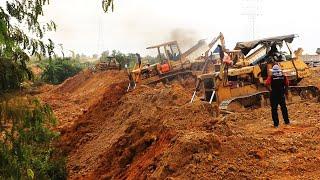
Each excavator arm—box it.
[191,33,228,103]
[205,32,226,57]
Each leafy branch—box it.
[0,0,56,92]
[0,97,66,179]
[102,0,114,12]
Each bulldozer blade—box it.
[127,81,136,92]
[126,83,131,92]
[209,91,216,104]
[190,91,197,103]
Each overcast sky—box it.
[43,0,320,56]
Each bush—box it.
[40,58,83,84]
[0,97,67,179]
[0,57,33,93]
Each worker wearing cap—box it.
[265,64,290,128]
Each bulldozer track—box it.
[146,70,194,85]
[219,91,270,110]
[219,85,320,112]
[289,85,320,98]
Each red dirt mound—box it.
[41,67,320,179]
[58,80,129,154]
[58,83,220,179]
[61,81,320,179]
[39,69,128,129]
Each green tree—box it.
[92,54,99,59]
[145,55,158,65]
[75,53,81,60]
[0,97,67,179]
[0,0,56,93]
[100,50,110,61]
[40,57,84,85]
[127,53,138,68]
[111,50,126,68]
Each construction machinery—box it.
[127,41,192,90]
[181,32,225,72]
[301,53,320,67]
[191,34,319,113]
[96,56,121,71]
[127,33,226,90]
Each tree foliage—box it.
[0,0,56,93]
[104,50,137,69]
[100,50,110,61]
[0,97,66,179]
[40,58,84,85]
[102,0,114,12]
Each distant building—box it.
[316,48,320,55]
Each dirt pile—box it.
[300,67,320,88]
[61,83,320,179]
[39,69,128,129]
[40,67,320,179]
[58,82,220,179]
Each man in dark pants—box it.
[265,64,290,128]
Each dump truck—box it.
[191,34,319,112]
[127,33,226,90]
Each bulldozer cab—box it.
[97,56,121,71]
[146,41,183,73]
[235,34,310,83]
[127,41,193,90]
[237,35,295,64]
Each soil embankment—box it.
[39,68,320,179]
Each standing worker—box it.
[135,53,142,68]
[265,64,290,128]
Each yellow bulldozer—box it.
[127,33,226,90]
[191,34,319,113]
[96,56,121,71]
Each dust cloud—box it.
[170,28,200,52]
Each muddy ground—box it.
[39,68,320,179]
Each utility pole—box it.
[241,0,263,39]
[97,13,104,55]
[58,43,65,59]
